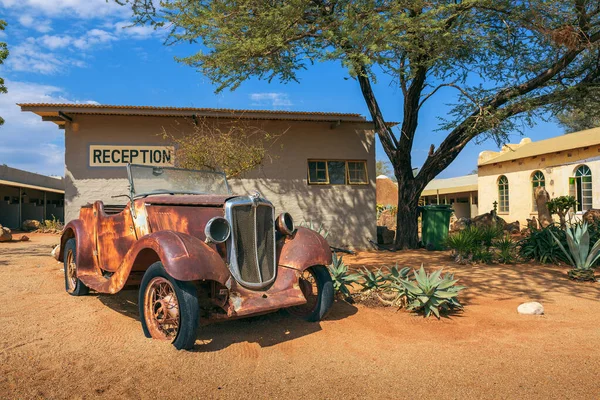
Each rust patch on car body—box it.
[278,227,332,270]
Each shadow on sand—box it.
[96,289,357,352]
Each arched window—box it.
[570,165,592,212]
[498,175,509,213]
[531,170,545,212]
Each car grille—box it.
[226,197,276,288]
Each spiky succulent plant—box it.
[328,252,361,298]
[549,222,600,281]
[398,265,465,318]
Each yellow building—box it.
[421,174,479,219]
[478,127,600,226]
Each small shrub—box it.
[494,235,518,264]
[328,253,361,299]
[377,204,398,218]
[547,196,577,228]
[39,216,64,233]
[396,266,465,318]
[519,225,569,264]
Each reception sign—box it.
[89,145,175,167]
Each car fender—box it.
[278,227,332,271]
[57,220,96,274]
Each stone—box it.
[527,217,539,230]
[377,226,395,245]
[451,217,470,232]
[582,209,600,225]
[504,221,520,234]
[377,209,397,231]
[51,244,60,258]
[517,302,544,315]
[19,235,30,242]
[0,226,12,242]
[472,211,506,229]
[535,187,552,228]
[22,219,41,232]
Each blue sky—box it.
[0,0,565,177]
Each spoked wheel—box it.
[63,238,89,296]
[139,262,199,350]
[287,266,334,322]
[144,277,180,341]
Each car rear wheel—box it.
[287,265,334,322]
[63,238,89,296]
[139,262,199,350]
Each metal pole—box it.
[18,187,22,228]
[43,191,47,220]
[469,192,473,218]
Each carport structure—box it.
[0,165,65,229]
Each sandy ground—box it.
[2,233,600,399]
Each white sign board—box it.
[89,145,175,167]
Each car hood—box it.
[142,194,238,206]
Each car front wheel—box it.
[287,265,334,322]
[139,262,199,350]
[63,238,90,296]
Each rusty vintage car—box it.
[56,164,334,350]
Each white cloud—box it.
[0,80,97,175]
[6,39,74,74]
[113,21,159,39]
[18,14,52,33]
[250,92,293,108]
[0,0,123,19]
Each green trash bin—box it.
[420,205,454,251]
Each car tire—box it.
[63,238,90,296]
[139,261,199,350]
[287,265,334,322]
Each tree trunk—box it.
[393,177,421,249]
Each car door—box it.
[94,202,137,272]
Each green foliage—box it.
[445,225,504,263]
[299,220,330,239]
[376,204,397,218]
[40,216,64,232]
[397,266,464,319]
[557,95,600,133]
[549,223,600,281]
[358,267,388,292]
[376,160,396,181]
[494,235,518,264]
[547,196,577,227]
[0,20,8,126]
[519,225,569,264]
[328,253,361,298]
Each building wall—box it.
[64,115,376,248]
[478,145,600,226]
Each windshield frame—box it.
[126,163,231,199]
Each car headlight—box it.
[205,217,231,243]
[276,212,295,236]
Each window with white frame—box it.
[498,175,509,213]
[570,165,592,212]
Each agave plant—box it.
[549,222,600,281]
[398,265,465,318]
[299,220,330,239]
[328,252,361,299]
[358,267,388,291]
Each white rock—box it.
[517,302,544,315]
[51,245,60,258]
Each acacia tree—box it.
[556,92,600,132]
[117,0,600,249]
